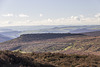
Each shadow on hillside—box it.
[20,33,84,42]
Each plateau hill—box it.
[0,31,100,55]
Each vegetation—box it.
[0,50,54,67]
[0,50,100,67]
[0,31,100,66]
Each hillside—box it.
[83,31,100,36]
[0,31,100,56]
[0,50,54,67]
[0,50,100,67]
[0,33,84,51]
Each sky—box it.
[0,0,100,26]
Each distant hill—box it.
[0,25,100,39]
[0,34,12,42]
[83,31,100,36]
[21,25,100,34]
[0,31,21,38]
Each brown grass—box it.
[0,50,100,67]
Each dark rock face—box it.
[20,33,84,42]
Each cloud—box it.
[40,14,43,17]
[95,13,100,18]
[2,14,13,17]
[0,13,100,26]
[2,14,29,18]
[6,21,13,24]
[48,18,53,22]
[18,14,29,17]
[70,16,80,21]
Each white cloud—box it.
[95,13,100,18]
[40,14,43,17]
[79,15,84,18]
[70,16,80,21]
[0,13,100,26]
[2,14,13,17]
[48,18,53,22]
[19,14,29,17]
[2,14,29,18]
